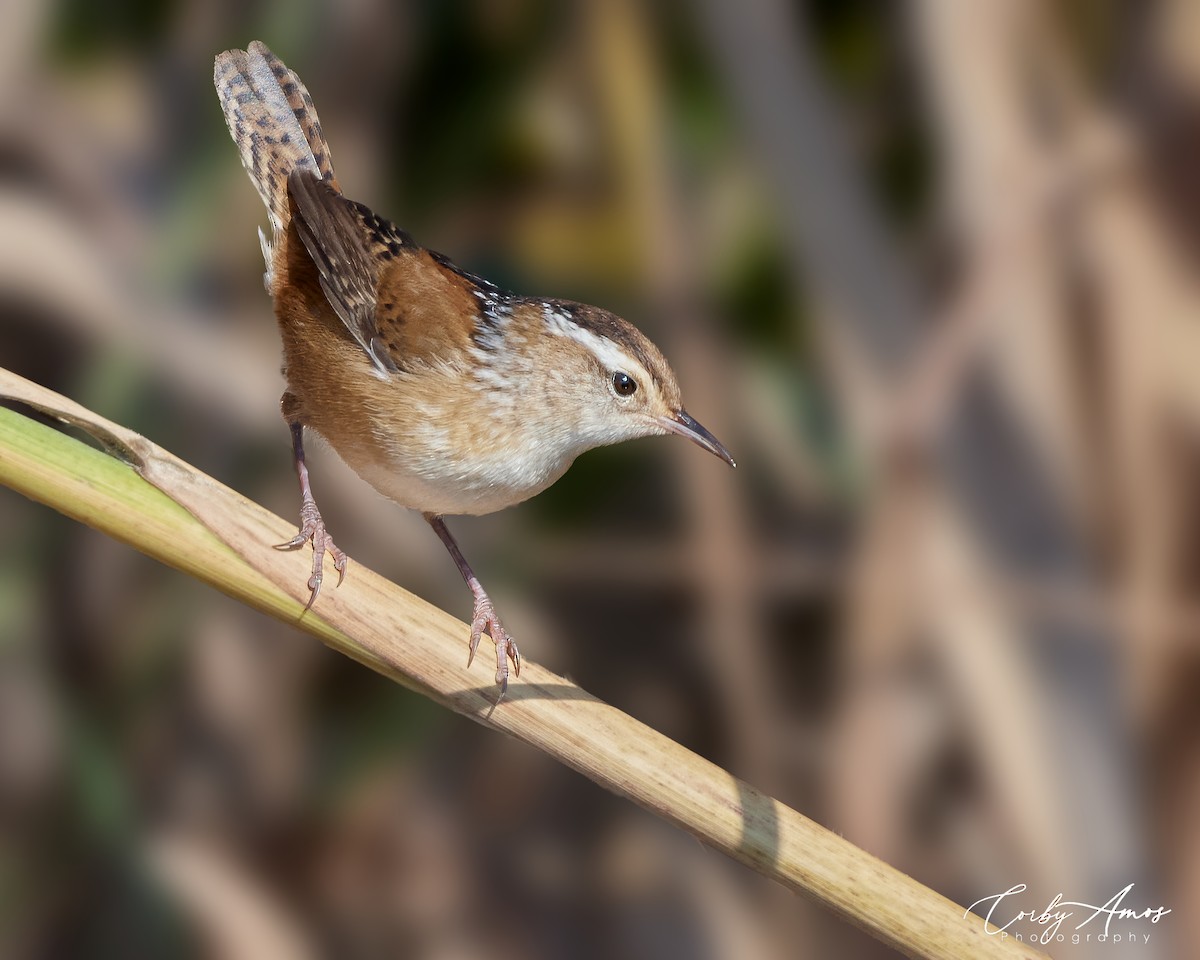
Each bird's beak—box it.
[657,410,736,468]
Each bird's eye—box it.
[612,372,638,397]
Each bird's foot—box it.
[468,587,521,697]
[276,495,348,610]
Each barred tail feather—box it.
[214,41,337,239]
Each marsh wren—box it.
[214,42,734,694]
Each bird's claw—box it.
[468,593,521,695]
[276,497,348,610]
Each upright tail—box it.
[214,41,337,238]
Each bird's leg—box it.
[424,513,521,694]
[276,421,347,609]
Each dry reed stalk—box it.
[0,366,1048,960]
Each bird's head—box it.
[536,300,735,467]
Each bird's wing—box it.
[286,171,504,374]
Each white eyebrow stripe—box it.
[541,303,645,377]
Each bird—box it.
[213,41,734,696]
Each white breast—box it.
[326,408,581,517]
[349,447,575,516]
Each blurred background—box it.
[1,0,1197,957]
